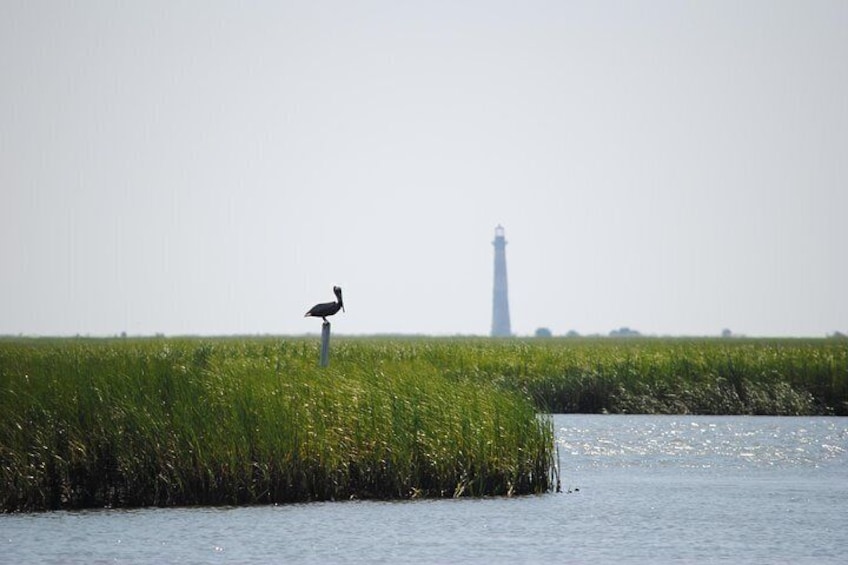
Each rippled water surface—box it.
[3,415,847,564]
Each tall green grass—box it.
[458,337,848,415]
[0,338,556,512]
[2,336,845,512]
[353,336,845,415]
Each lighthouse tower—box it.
[491,225,512,337]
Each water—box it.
[2,415,847,564]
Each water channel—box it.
[3,415,847,563]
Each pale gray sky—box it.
[2,1,846,337]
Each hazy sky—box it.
[2,1,846,337]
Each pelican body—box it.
[305,286,344,322]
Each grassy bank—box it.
[2,336,846,512]
[317,336,845,415]
[430,337,847,416]
[0,338,556,512]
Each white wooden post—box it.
[320,321,331,367]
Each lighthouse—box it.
[491,225,512,337]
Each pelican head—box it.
[333,286,345,311]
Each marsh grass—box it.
[494,338,848,416]
[2,336,845,512]
[331,337,846,415]
[0,338,555,512]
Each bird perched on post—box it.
[305,286,345,322]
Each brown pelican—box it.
[305,286,344,322]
